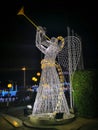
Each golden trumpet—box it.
[17,7,50,40]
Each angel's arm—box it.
[35,26,50,54]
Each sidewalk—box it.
[56,117,98,130]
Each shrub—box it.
[72,70,98,117]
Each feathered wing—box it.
[57,36,82,75]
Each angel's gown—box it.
[32,30,70,118]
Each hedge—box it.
[72,70,98,117]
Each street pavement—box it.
[0,105,98,130]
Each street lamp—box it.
[8,83,12,88]
[32,77,38,82]
[22,67,26,89]
[36,72,40,76]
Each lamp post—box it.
[22,67,26,89]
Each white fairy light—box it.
[32,26,81,118]
[32,27,70,118]
[57,27,81,108]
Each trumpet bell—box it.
[17,6,24,15]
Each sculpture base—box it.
[23,113,75,128]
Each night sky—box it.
[0,1,97,86]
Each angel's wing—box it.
[57,35,82,75]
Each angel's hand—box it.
[37,26,45,33]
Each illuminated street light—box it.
[8,83,12,88]
[37,72,40,76]
[22,67,26,89]
[32,77,38,82]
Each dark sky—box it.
[0,0,97,85]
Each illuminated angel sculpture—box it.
[32,26,70,118]
[17,7,81,123]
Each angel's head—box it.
[50,37,58,45]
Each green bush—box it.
[72,70,98,117]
